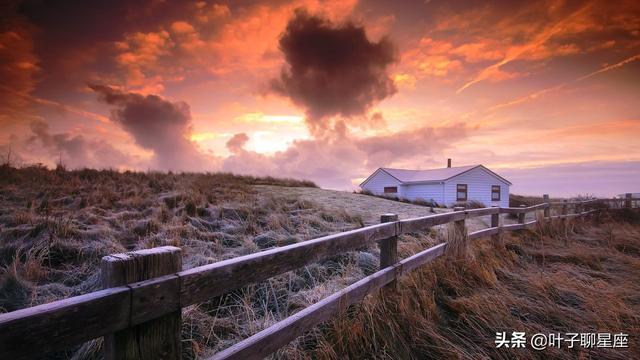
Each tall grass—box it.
[1,165,638,359]
[279,216,640,359]
[0,166,352,360]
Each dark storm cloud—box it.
[89,84,215,171]
[0,1,39,124]
[26,120,134,169]
[18,0,190,50]
[16,0,193,96]
[271,9,398,133]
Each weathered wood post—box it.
[626,193,633,209]
[543,194,550,219]
[491,205,500,244]
[560,199,569,238]
[453,206,466,235]
[102,246,182,360]
[518,204,526,224]
[379,214,398,292]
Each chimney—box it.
[447,158,452,168]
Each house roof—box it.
[360,165,512,186]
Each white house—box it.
[360,161,511,207]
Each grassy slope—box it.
[1,166,639,359]
[284,214,640,360]
[0,166,367,359]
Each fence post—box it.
[453,206,466,235]
[518,205,526,224]
[626,193,633,209]
[102,246,182,360]
[379,214,398,292]
[543,194,550,219]
[491,205,500,244]
[562,200,568,217]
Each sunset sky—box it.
[1,0,639,196]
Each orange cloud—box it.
[402,38,463,79]
[393,73,417,89]
[0,28,39,123]
[450,42,504,63]
[487,53,640,113]
[454,0,640,93]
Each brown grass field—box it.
[0,165,638,359]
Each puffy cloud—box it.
[222,123,469,189]
[270,9,398,133]
[357,123,469,167]
[401,38,463,80]
[226,133,249,154]
[25,120,135,169]
[90,84,217,171]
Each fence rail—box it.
[0,194,638,359]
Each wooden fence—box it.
[0,194,638,359]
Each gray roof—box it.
[382,165,478,182]
[362,164,512,186]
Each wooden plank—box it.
[397,243,446,275]
[500,207,525,214]
[500,203,547,214]
[501,223,527,231]
[468,227,499,240]
[528,203,549,211]
[180,222,396,306]
[379,214,399,292]
[398,211,465,234]
[465,207,500,217]
[102,246,182,360]
[209,266,397,360]
[129,274,181,326]
[0,287,131,360]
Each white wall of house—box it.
[361,169,402,196]
[361,166,511,207]
[443,166,510,207]
[402,183,445,204]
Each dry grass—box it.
[0,166,363,360]
[1,165,639,359]
[278,216,640,359]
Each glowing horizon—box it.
[1,0,639,197]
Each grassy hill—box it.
[0,166,638,359]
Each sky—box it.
[1,0,639,197]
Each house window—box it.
[491,185,501,201]
[384,186,398,193]
[456,184,467,201]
